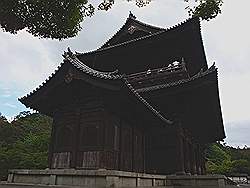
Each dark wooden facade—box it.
[19,13,225,175]
[48,94,146,172]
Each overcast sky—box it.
[0,0,249,147]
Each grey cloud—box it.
[225,121,250,147]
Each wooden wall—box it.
[47,83,206,175]
[145,127,177,174]
[49,95,145,173]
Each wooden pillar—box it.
[200,146,206,175]
[143,130,146,173]
[48,119,56,169]
[118,118,122,170]
[184,137,191,174]
[189,143,197,175]
[196,145,202,175]
[132,124,134,172]
[71,107,81,168]
[175,127,185,175]
[201,156,206,175]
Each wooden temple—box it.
[19,13,225,175]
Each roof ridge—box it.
[98,16,131,49]
[65,53,122,80]
[132,17,166,31]
[123,78,173,125]
[98,12,165,49]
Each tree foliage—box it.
[205,143,250,176]
[0,112,52,180]
[0,0,223,40]
[185,0,223,21]
[0,0,89,39]
[205,143,233,175]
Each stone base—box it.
[7,169,166,187]
[166,174,236,187]
[6,169,237,188]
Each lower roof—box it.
[19,50,224,143]
[19,51,173,126]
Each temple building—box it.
[19,13,225,176]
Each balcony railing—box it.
[127,60,188,83]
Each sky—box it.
[0,0,249,147]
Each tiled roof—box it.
[127,12,166,31]
[19,49,122,102]
[99,12,165,49]
[19,49,173,126]
[123,78,173,125]
[65,52,122,80]
[19,49,214,129]
[75,17,198,57]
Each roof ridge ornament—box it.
[208,62,216,71]
[181,57,188,73]
[129,11,136,19]
[181,57,185,66]
[67,47,72,55]
[62,47,73,58]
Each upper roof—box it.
[75,14,207,77]
[76,14,198,56]
[100,12,165,48]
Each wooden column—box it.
[118,118,122,170]
[175,126,185,175]
[189,142,197,175]
[48,119,56,169]
[132,124,134,172]
[200,146,206,175]
[184,137,191,174]
[196,144,202,175]
[143,132,146,173]
[71,107,81,168]
[201,157,206,175]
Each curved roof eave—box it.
[19,51,173,126]
[18,51,122,104]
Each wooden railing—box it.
[127,61,188,82]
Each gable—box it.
[100,12,165,48]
